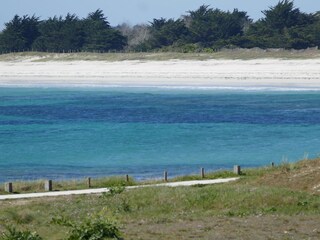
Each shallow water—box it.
[0,87,319,182]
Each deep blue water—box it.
[0,87,320,182]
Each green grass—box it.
[171,170,238,182]
[0,48,320,62]
[0,163,284,195]
[0,170,238,195]
[0,178,319,238]
[0,176,136,194]
[0,159,319,239]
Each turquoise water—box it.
[0,87,319,181]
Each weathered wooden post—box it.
[233,165,241,175]
[87,177,91,188]
[201,168,205,178]
[5,182,13,193]
[44,180,52,192]
[164,171,168,182]
[126,174,129,182]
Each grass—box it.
[0,48,320,62]
[0,159,319,239]
[171,170,238,182]
[0,176,136,194]
[0,169,239,195]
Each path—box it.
[0,178,239,200]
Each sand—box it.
[0,59,320,89]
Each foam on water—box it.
[2,84,320,92]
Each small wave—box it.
[1,83,320,92]
[155,86,320,92]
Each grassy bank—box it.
[0,170,238,195]
[0,158,319,239]
[0,48,320,62]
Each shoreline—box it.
[2,84,320,92]
[1,59,320,89]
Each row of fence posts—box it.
[0,49,164,55]
[2,47,318,55]
[3,163,275,193]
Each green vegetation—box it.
[0,170,238,195]
[0,176,135,195]
[1,227,42,240]
[1,48,320,64]
[0,10,126,53]
[1,1,320,54]
[0,159,319,239]
[52,214,121,240]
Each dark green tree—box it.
[32,16,64,51]
[1,2,319,53]
[147,18,190,49]
[32,14,85,52]
[82,9,127,51]
[185,5,250,48]
[262,0,314,32]
[0,15,40,52]
[308,13,320,47]
[246,0,317,49]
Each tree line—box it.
[0,0,319,53]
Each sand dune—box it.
[0,59,320,89]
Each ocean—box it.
[0,87,319,182]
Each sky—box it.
[1,0,320,30]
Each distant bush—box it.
[52,215,121,240]
[108,186,125,196]
[0,227,42,240]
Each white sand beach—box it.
[0,59,320,89]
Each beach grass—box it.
[0,169,239,194]
[0,48,320,62]
[0,158,319,239]
[0,161,295,195]
[0,176,136,194]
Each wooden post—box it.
[87,177,91,188]
[5,182,13,193]
[164,171,168,182]
[44,180,52,192]
[201,168,205,178]
[126,174,129,182]
[233,165,241,175]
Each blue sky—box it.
[1,0,319,30]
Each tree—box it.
[147,18,190,49]
[32,10,127,52]
[32,14,85,52]
[0,15,39,52]
[82,9,127,51]
[246,0,317,49]
[262,0,314,32]
[1,3,319,53]
[32,16,63,51]
[185,5,251,48]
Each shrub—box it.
[52,215,121,240]
[101,186,125,199]
[0,227,42,240]
[108,186,125,196]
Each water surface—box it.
[0,87,319,181]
